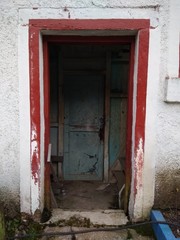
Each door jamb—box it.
[28,19,150,217]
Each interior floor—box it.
[54,181,119,210]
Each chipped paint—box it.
[134,138,144,196]
[31,128,40,185]
[84,153,97,159]
[130,138,145,219]
[27,19,149,219]
[87,158,98,174]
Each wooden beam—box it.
[58,48,64,180]
[103,51,111,182]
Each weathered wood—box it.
[0,208,5,240]
[104,51,111,182]
[51,155,63,163]
[119,98,127,161]
[58,49,64,180]
[47,143,52,163]
[50,185,58,208]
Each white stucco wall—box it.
[154,0,180,208]
[0,6,20,216]
[0,0,179,218]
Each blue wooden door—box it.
[63,74,104,180]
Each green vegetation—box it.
[127,229,133,239]
[5,216,43,240]
[130,223,155,237]
[0,209,5,240]
[66,216,91,228]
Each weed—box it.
[130,224,155,237]
[5,216,43,240]
[127,229,133,239]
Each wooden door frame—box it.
[29,19,150,215]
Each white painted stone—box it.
[142,27,160,217]
[165,78,180,103]
[0,7,20,209]
[42,226,154,240]
[49,209,128,226]
[18,24,31,213]
[167,0,180,77]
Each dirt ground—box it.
[162,208,180,238]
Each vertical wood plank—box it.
[119,98,127,162]
[58,48,64,180]
[124,40,135,213]
[43,39,51,209]
[104,51,111,182]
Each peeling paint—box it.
[87,158,98,174]
[132,138,144,219]
[30,32,35,39]
[31,147,39,184]
[28,19,149,219]
[134,138,144,189]
[31,128,40,185]
[84,153,97,159]
[134,138,144,195]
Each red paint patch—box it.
[29,19,150,31]
[134,140,144,195]
[29,25,41,186]
[31,146,39,184]
[133,28,149,198]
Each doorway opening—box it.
[48,41,131,210]
[26,19,149,217]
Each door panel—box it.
[64,75,104,180]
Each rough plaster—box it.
[165,77,180,102]
[154,0,180,208]
[0,0,180,218]
[142,27,160,217]
[0,8,20,211]
[0,0,166,9]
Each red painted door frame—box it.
[29,19,150,213]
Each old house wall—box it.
[0,0,179,218]
[0,5,20,216]
[154,0,180,209]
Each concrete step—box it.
[48,209,128,226]
[41,226,155,240]
[42,209,155,239]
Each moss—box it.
[127,229,133,239]
[5,217,21,238]
[65,216,91,228]
[0,210,5,240]
[130,224,155,237]
[5,216,44,240]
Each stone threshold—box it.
[48,209,128,226]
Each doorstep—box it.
[48,209,128,226]
[42,226,154,240]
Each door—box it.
[63,74,104,180]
